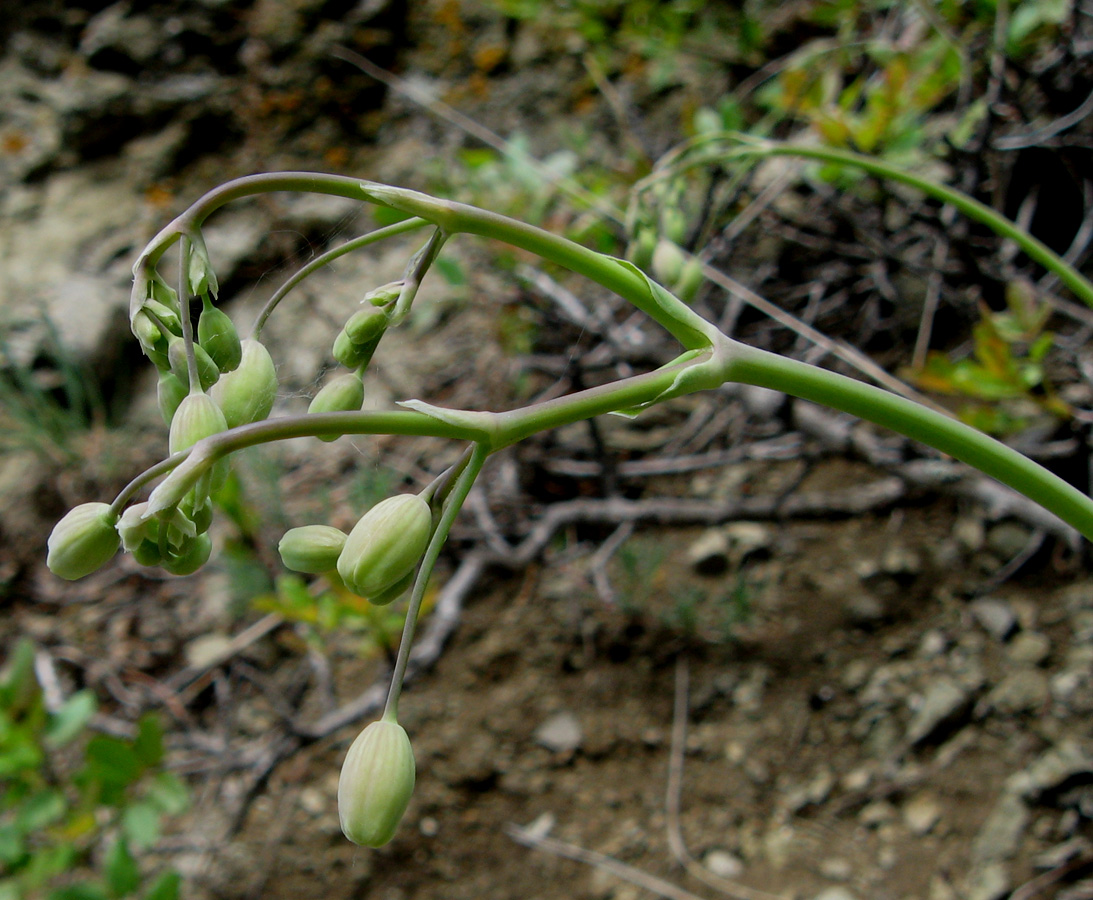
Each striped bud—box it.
[651,239,685,288]
[168,337,220,392]
[47,503,120,580]
[278,525,347,574]
[162,532,212,576]
[210,339,278,429]
[169,393,228,456]
[309,373,364,441]
[338,718,416,847]
[332,329,377,370]
[198,296,242,373]
[344,307,387,346]
[157,372,188,426]
[336,495,432,599]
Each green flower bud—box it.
[144,299,182,337]
[158,372,188,426]
[673,256,705,305]
[627,227,657,271]
[47,503,120,580]
[117,502,163,567]
[168,337,220,392]
[337,494,432,599]
[362,281,404,308]
[367,570,413,607]
[210,339,278,429]
[651,238,685,288]
[169,392,228,456]
[344,307,388,346]
[198,296,242,373]
[332,329,378,370]
[660,207,688,245]
[338,717,415,847]
[309,373,365,441]
[278,525,347,574]
[162,532,212,576]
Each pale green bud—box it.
[336,495,432,599]
[117,502,164,567]
[157,372,188,426]
[338,718,415,847]
[168,337,220,392]
[660,207,688,245]
[332,329,377,370]
[309,373,365,441]
[627,227,657,271]
[344,307,387,346]
[362,281,403,308]
[47,503,120,580]
[651,239,685,288]
[210,339,278,429]
[367,570,413,606]
[278,525,347,574]
[162,532,212,576]
[673,256,705,305]
[169,392,228,456]
[198,296,242,373]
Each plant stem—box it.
[383,442,489,721]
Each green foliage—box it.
[909,282,1069,435]
[0,640,187,900]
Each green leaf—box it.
[81,737,142,805]
[0,640,39,715]
[105,839,139,898]
[45,691,97,748]
[145,773,189,817]
[14,790,66,833]
[48,883,109,900]
[121,802,161,852]
[0,825,25,865]
[142,872,180,900]
[132,716,163,769]
[0,878,21,900]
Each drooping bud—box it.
[627,227,657,271]
[336,494,432,599]
[278,525,347,574]
[344,307,388,346]
[198,295,242,373]
[362,281,404,309]
[673,256,705,305]
[332,329,378,371]
[168,337,220,392]
[117,502,164,567]
[210,339,278,429]
[651,238,685,288]
[338,717,416,847]
[367,570,413,607]
[162,532,212,576]
[309,373,365,441]
[47,503,120,580]
[169,392,228,456]
[157,372,188,426]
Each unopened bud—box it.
[332,329,378,371]
[344,307,388,346]
[198,296,242,373]
[362,281,404,308]
[168,337,220,393]
[309,374,365,441]
[673,256,705,305]
[627,227,657,271]
[47,503,120,580]
[336,494,432,598]
[210,339,278,429]
[338,717,416,847]
[169,392,228,456]
[278,525,347,574]
[651,238,685,288]
[367,570,413,606]
[117,502,164,567]
[162,532,212,576]
[158,372,188,426]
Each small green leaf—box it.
[14,790,66,833]
[0,825,25,865]
[45,691,97,747]
[133,715,163,768]
[105,838,139,898]
[49,883,109,900]
[142,872,180,900]
[145,773,189,817]
[121,802,161,852]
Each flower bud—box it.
[198,296,242,373]
[278,525,347,574]
[168,337,220,392]
[47,503,120,580]
[673,256,704,305]
[362,281,404,308]
[627,227,657,271]
[651,238,684,288]
[332,329,378,371]
[309,374,365,441]
[169,393,228,456]
[367,570,413,607]
[157,372,188,426]
[162,532,212,576]
[338,718,415,847]
[210,339,278,429]
[337,495,432,599]
[117,503,164,567]
[344,307,387,346]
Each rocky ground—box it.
[3,2,1093,900]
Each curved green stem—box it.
[251,217,428,339]
[727,343,1093,539]
[384,442,489,721]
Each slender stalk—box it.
[178,240,201,395]
[383,442,489,721]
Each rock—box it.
[844,592,885,627]
[903,791,943,836]
[1006,631,1051,666]
[724,522,774,564]
[183,633,232,668]
[965,862,1010,900]
[986,521,1033,559]
[970,598,1017,641]
[533,711,582,754]
[971,794,1029,863]
[686,529,730,576]
[818,857,853,881]
[813,888,858,900]
[905,678,972,745]
[1008,740,1093,801]
[703,849,744,880]
[983,669,1050,716]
